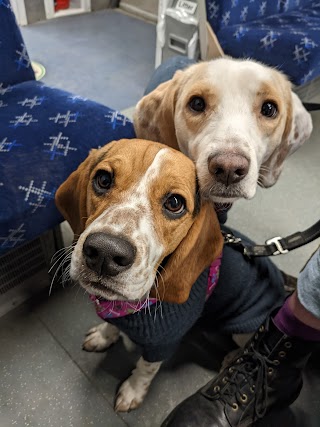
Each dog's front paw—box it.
[83,322,120,352]
[115,379,147,412]
[114,357,161,412]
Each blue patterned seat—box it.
[206,0,320,86]
[0,1,135,256]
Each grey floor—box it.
[21,9,156,110]
[1,8,320,427]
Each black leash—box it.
[223,219,320,257]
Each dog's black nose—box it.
[208,154,250,186]
[83,233,136,277]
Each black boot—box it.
[162,313,317,427]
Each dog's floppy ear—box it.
[55,149,98,237]
[287,92,313,155]
[133,70,184,151]
[259,91,313,187]
[151,201,224,304]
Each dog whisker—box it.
[152,275,164,320]
[154,265,166,303]
[61,263,72,287]
[49,251,73,295]
[138,293,149,314]
[49,245,74,273]
[146,291,153,317]
[50,244,73,264]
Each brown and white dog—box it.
[55,138,223,412]
[134,57,313,204]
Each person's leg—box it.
[296,248,320,322]
[162,248,320,427]
[274,248,320,339]
[290,291,320,330]
[143,56,195,95]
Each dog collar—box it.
[90,254,222,319]
[90,294,158,318]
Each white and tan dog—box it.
[55,139,223,412]
[134,57,313,204]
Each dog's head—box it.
[134,57,313,204]
[55,139,223,304]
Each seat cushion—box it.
[0,0,35,88]
[0,81,135,255]
[206,0,320,85]
[206,0,312,31]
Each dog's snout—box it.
[83,232,136,277]
[208,154,250,186]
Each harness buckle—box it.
[265,236,288,255]
[223,233,242,245]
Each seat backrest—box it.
[206,0,312,32]
[0,0,35,89]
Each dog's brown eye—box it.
[189,96,206,113]
[261,101,278,118]
[163,194,186,216]
[93,170,113,194]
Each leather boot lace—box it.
[208,341,278,426]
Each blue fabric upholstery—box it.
[206,0,320,85]
[0,1,135,255]
[0,0,35,88]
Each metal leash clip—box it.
[222,231,251,257]
[265,236,288,255]
[223,232,242,245]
